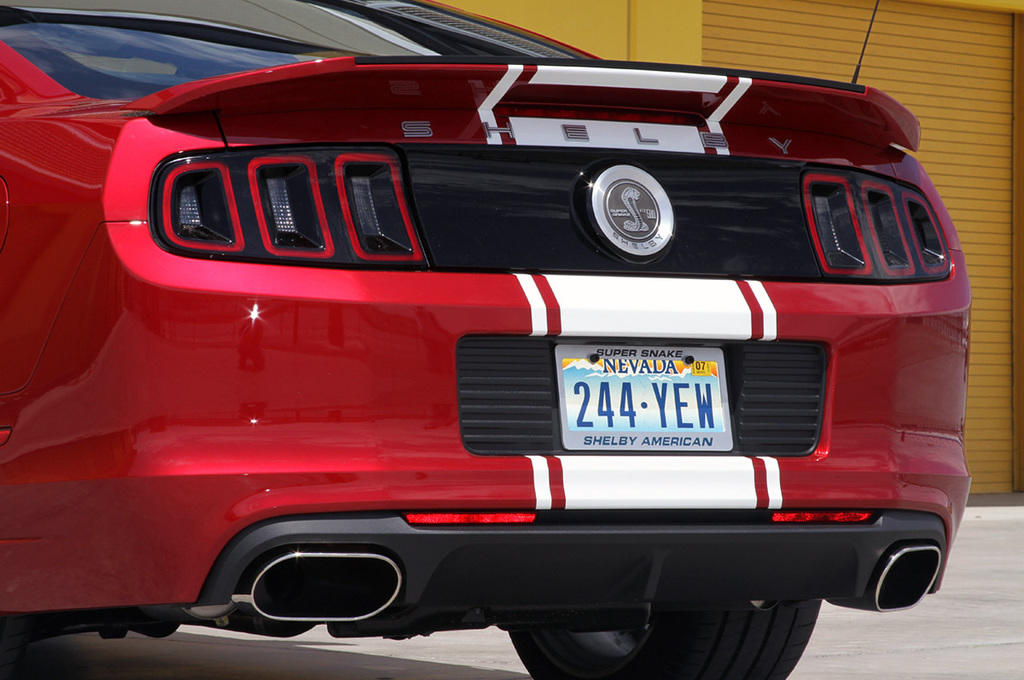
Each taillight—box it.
[862,182,913,277]
[153,147,424,267]
[336,153,423,262]
[803,174,871,275]
[162,163,243,252]
[802,171,950,281]
[249,157,335,259]
[905,198,947,274]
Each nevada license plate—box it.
[555,344,733,452]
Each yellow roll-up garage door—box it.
[704,0,1014,491]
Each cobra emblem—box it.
[620,187,647,233]
[587,164,674,261]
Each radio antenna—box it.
[852,0,881,84]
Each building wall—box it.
[445,0,1022,492]
[704,0,1014,493]
[447,0,703,64]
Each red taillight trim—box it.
[0,428,10,447]
[161,162,244,252]
[860,181,915,278]
[248,156,336,259]
[403,512,537,525]
[771,511,875,524]
[803,173,873,277]
[335,152,424,263]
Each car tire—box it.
[508,601,821,680]
[0,616,30,680]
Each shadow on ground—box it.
[16,632,528,680]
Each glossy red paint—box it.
[0,115,122,394]
[0,203,970,612]
[0,176,8,255]
[0,15,969,639]
[123,59,918,158]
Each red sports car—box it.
[0,1,970,679]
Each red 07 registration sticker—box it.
[555,344,734,452]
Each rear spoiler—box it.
[127,56,920,152]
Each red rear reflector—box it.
[772,511,874,524]
[404,512,537,525]
[0,428,9,447]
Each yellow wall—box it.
[704,0,1014,493]
[447,0,702,64]
[925,0,1024,9]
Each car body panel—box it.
[0,2,969,650]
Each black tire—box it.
[0,616,31,680]
[509,601,820,680]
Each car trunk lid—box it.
[126,57,920,158]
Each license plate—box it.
[555,344,733,452]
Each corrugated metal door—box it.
[704,0,1014,491]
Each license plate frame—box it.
[555,344,733,452]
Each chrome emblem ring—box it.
[589,165,674,260]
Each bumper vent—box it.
[730,344,827,454]
[458,338,825,456]
[458,338,559,454]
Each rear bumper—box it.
[0,222,969,614]
[199,509,946,636]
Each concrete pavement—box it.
[15,497,1024,679]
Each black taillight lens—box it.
[162,164,243,251]
[905,199,947,272]
[862,183,912,276]
[803,175,871,275]
[337,153,423,262]
[803,171,950,281]
[153,148,424,267]
[250,158,335,259]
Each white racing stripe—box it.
[545,275,754,340]
[531,66,728,93]
[557,456,759,510]
[747,281,777,341]
[528,456,552,510]
[708,77,752,123]
[510,275,787,511]
[479,65,523,145]
[513,273,547,336]
[704,77,752,157]
[761,457,783,509]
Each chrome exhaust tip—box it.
[234,552,402,622]
[830,543,942,612]
[873,544,942,612]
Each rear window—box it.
[0,1,584,100]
